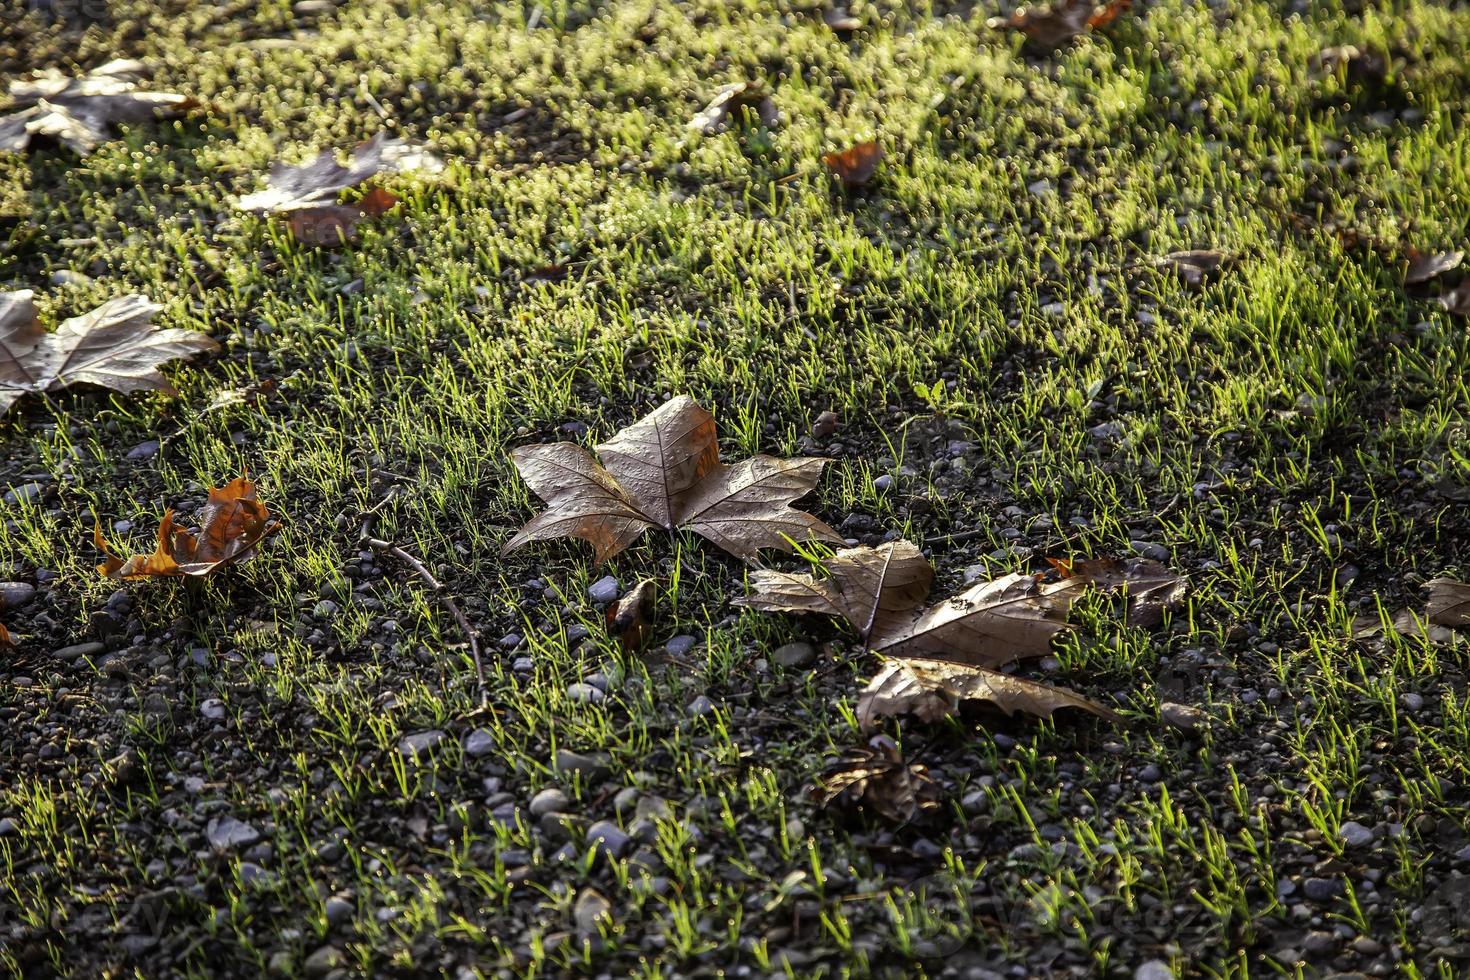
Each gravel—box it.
[0,582,36,606]
[206,817,261,850]
[587,575,620,603]
[397,730,445,757]
[1339,821,1375,848]
[529,788,570,817]
[463,729,495,757]
[772,641,816,669]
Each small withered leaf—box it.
[237,132,442,215]
[0,290,218,416]
[284,187,400,247]
[740,542,1078,666]
[1404,249,1463,286]
[811,738,941,824]
[1047,556,1187,627]
[505,396,840,565]
[856,657,1122,732]
[96,477,281,580]
[1439,285,1470,317]
[1153,250,1229,288]
[989,0,1130,50]
[607,578,658,651]
[822,141,884,189]
[1313,45,1389,85]
[688,82,779,135]
[0,60,195,155]
[823,7,863,31]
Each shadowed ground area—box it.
[2,0,1470,976]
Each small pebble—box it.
[665,635,696,656]
[772,642,815,669]
[587,575,620,603]
[686,695,714,717]
[1339,821,1374,848]
[585,820,631,859]
[1160,702,1206,732]
[566,682,605,704]
[200,699,226,720]
[1134,961,1175,980]
[397,730,444,757]
[0,582,36,606]
[529,788,570,817]
[573,888,612,936]
[463,729,494,757]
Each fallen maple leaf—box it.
[0,59,196,155]
[606,577,657,651]
[811,737,941,823]
[1404,250,1463,286]
[739,540,1081,666]
[822,141,884,189]
[989,0,1130,50]
[0,622,11,648]
[504,396,841,565]
[688,82,779,135]
[95,477,281,579]
[1047,556,1187,627]
[1152,250,1229,288]
[237,132,442,215]
[856,657,1122,731]
[0,290,218,416]
[1352,607,1456,646]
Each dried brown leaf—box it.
[1425,578,1470,628]
[0,60,195,155]
[856,657,1122,732]
[607,578,657,651]
[811,738,941,823]
[505,396,840,565]
[988,0,1130,49]
[237,132,442,214]
[741,542,1078,666]
[1313,45,1388,85]
[688,82,779,135]
[96,477,281,580]
[0,290,218,416]
[1048,556,1188,627]
[1404,249,1463,285]
[822,141,884,189]
[284,187,400,247]
[823,7,863,31]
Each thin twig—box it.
[922,528,991,546]
[359,507,487,707]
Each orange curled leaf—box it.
[96,477,281,580]
[989,0,1130,50]
[822,141,884,189]
[285,187,400,247]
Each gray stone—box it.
[53,641,104,661]
[0,818,16,837]
[312,599,339,618]
[0,582,35,606]
[566,682,605,704]
[323,894,354,927]
[303,945,344,977]
[686,695,714,717]
[1303,877,1343,902]
[665,634,696,656]
[1160,702,1206,732]
[1134,962,1174,980]
[573,888,611,936]
[1137,764,1162,783]
[529,788,570,817]
[200,699,226,720]
[397,730,444,758]
[207,816,261,850]
[3,483,43,506]
[873,474,893,492]
[772,642,815,669]
[1402,692,1425,711]
[1339,821,1374,848]
[587,575,620,603]
[463,729,494,757]
[554,750,611,780]
[1130,541,1170,562]
[585,819,631,859]
[125,441,161,461]
[497,632,522,650]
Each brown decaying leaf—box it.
[823,7,863,31]
[96,477,281,579]
[988,0,1130,50]
[811,737,941,823]
[856,657,1122,732]
[0,59,195,155]
[1312,45,1389,85]
[1404,249,1463,286]
[1438,284,1470,317]
[1153,250,1229,288]
[822,141,884,189]
[1425,578,1470,628]
[504,396,841,565]
[607,578,657,651]
[284,187,401,247]
[236,131,442,214]
[1352,608,1456,646]
[1047,556,1188,627]
[739,541,1081,666]
[688,82,779,135]
[0,290,218,416]
[0,622,12,648]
